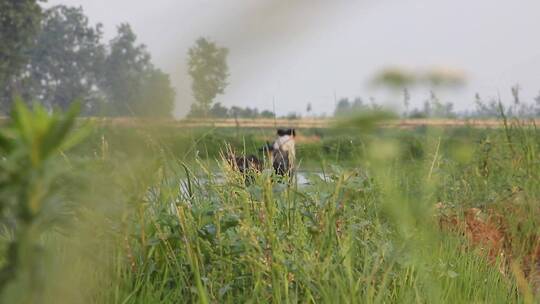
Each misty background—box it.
[45,0,540,118]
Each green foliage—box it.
[334,97,371,117]
[188,37,229,117]
[108,124,535,303]
[371,66,466,90]
[22,5,106,113]
[371,67,416,90]
[0,104,539,302]
[103,24,175,117]
[188,102,275,119]
[0,99,84,301]
[208,102,230,118]
[260,109,275,119]
[135,68,176,117]
[0,0,44,111]
[407,91,456,119]
[334,108,397,132]
[1,5,175,117]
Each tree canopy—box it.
[0,0,45,110]
[187,38,229,117]
[1,4,176,118]
[102,24,174,117]
[22,5,106,113]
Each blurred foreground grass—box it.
[0,103,538,303]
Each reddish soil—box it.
[437,203,540,289]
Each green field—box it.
[0,105,539,303]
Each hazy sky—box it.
[46,0,540,117]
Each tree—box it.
[230,106,258,119]
[260,110,275,119]
[187,38,229,117]
[352,97,368,111]
[208,102,229,118]
[22,5,106,113]
[102,24,150,115]
[188,102,278,119]
[187,104,205,118]
[402,88,410,116]
[428,91,455,118]
[0,0,45,112]
[135,68,175,117]
[473,93,499,118]
[102,24,174,117]
[285,112,301,120]
[334,98,351,117]
[422,100,431,117]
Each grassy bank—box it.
[0,106,538,303]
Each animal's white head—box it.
[274,128,295,155]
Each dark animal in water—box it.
[227,128,296,179]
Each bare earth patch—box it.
[437,203,540,291]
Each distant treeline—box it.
[188,88,540,120]
[187,102,310,120]
[1,4,174,117]
[188,102,275,119]
[334,87,540,119]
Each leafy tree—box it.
[230,106,259,119]
[102,24,174,117]
[209,102,229,118]
[135,68,175,117]
[473,93,499,118]
[187,104,205,118]
[422,100,431,117]
[260,110,275,119]
[187,38,229,117]
[352,97,368,111]
[102,24,150,115]
[427,91,455,118]
[0,0,45,112]
[22,5,106,113]
[408,108,428,118]
[188,102,278,119]
[334,98,351,117]
[402,88,411,116]
[284,112,301,120]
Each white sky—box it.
[46,0,540,117]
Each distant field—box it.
[77,117,540,129]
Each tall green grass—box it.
[0,106,538,303]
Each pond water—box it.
[179,171,326,196]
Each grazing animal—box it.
[227,128,297,179]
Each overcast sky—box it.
[46,0,540,117]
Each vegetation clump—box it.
[0,103,537,302]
